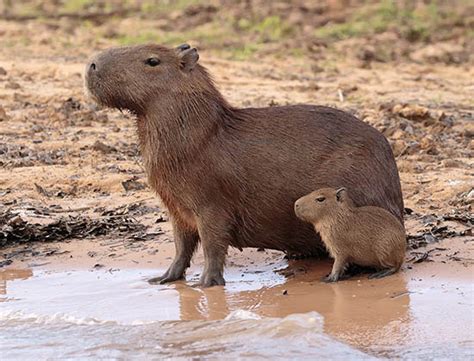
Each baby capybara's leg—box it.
[149,219,199,284]
[197,215,229,287]
[368,267,398,279]
[323,257,347,283]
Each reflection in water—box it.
[176,284,230,320]
[0,269,33,299]
[1,254,471,359]
[175,258,411,352]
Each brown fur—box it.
[295,187,406,282]
[85,44,404,287]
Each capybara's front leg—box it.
[149,218,199,285]
[196,215,228,287]
[368,267,398,279]
[323,256,347,283]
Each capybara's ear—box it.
[335,187,347,202]
[175,43,191,52]
[178,47,199,72]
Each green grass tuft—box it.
[314,0,447,42]
[63,0,94,13]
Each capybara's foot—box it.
[322,273,341,283]
[148,274,184,285]
[148,267,185,285]
[368,268,397,279]
[322,257,347,283]
[198,271,225,287]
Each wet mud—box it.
[1,236,473,358]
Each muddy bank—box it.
[1,236,473,359]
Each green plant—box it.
[63,0,94,13]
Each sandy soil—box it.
[0,1,473,358]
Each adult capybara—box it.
[295,187,406,282]
[85,44,404,287]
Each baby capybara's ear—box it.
[175,43,191,52]
[178,47,199,72]
[335,187,347,202]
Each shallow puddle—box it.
[1,239,473,359]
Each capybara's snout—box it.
[294,196,311,222]
[85,51,110,82]
[88,61,97,73]
[84,54,101,87]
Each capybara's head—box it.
[85,44,201,114]
[294,187,349,223]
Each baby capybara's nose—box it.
[294,200,302,213]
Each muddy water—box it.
[1,240,473,359]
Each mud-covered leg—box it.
[149,219,199,285]
[322,257,347,283]
[368,267,398,279]
[196,214,229,287]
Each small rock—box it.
[404,124,414,135]
[463,129,474,139]
[442,159,462,168]
[0,106,8,121]
[391,139,420,157]
[35,183,53,197]
[465,189,474,204]
[391,129,406,140]
[92,140,116,154]
[419,137,438,155]
[282,290,288,295]
[392,104,430,121]
[156,212,168,223]
[0,66,7,76]
[7,215,24,226]
[122,178,146,191]
[0,259,13,268]
[5,81,21,90]
[391,140,407,157]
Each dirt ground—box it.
[0,2,473,357]
[1,0,472,264]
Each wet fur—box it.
[85,44,404,287]
[295,188,406,282]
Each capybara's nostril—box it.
[90,62,96,71]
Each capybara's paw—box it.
[148,269,184,285]
[148,276,164,285]
[322,273,340,283]
[198,272,225,287]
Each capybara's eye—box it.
[145,57,160,67]
[316,197,325,202]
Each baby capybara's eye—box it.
[145,57,160,66]
[316,196,325,202]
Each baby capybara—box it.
[295,187,406,282]
[85,44,404,287]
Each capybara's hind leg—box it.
[322,257,347,283]
[149,220,199,285]
[368,267,398,279]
